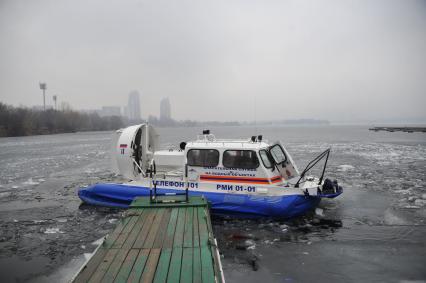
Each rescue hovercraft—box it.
[78,124,342,218]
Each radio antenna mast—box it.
[39,82,47,111]
[253,93,258,135]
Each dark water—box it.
[0,126,425,282]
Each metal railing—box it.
[149,161,189,203]
[132,158,146,178]
[295,148,330,188]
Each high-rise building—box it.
[127,91,141,120]
[160,97,171,121]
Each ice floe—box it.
[414,199,426,206]
[44,228,65,234]
[91,237,105,246]
[384,209,409,225]
[23,178,40,186]
[315,208,324,217]
[337,164,355,172]
[0,192,11,198]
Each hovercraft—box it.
[78,124,342,218]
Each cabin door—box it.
[269,142,300,180]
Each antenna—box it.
[39,82,47,111]
[253,93,257,135]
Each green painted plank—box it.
[166,247,183,283]
[124,208,144,217]
[197,207,209,247]
[126,249,150,283]
[132,209,157,249]
[180,247,193,283]
[193,206,200,248]
[103,217,132,248]
[113,216,139,248]
[152,248,172,283]
[113,249,139,283]
[143,208,166,249]
[163,208,179,249]
[201,246,215,283]
[102,249,130,283]
[130,196,207,208]
[183,207,193,248]
[173,208,186,248]
[122,210,149,250]
[120,215,140,235]
[88,248,119,283]
[140,248,161,283]
[153,208,172,248]
[73,247,109,283]
[102,207,142,248]
[192,248,202,283]
[202,206,223,283]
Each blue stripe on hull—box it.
[78,183,321,219]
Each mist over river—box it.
[0,126,425,282]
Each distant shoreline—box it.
[369,126,426,133]
[0,102,123,138]
[3,102,425,137]
[2,124,426,138]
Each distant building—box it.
[127,91,141,120]
[160,97,171,121]
[81,109,98,114]
[99,106,121,117]
[32,105,53,111]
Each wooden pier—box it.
[72,196,224,283]
[369,126,426,133]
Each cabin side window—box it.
[223,150,259,169]
[259,149,273,168]
[187,149,219,167]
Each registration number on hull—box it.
[216,184,256,192]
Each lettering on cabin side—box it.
[203,166,256,177]
[154,180,198,189]
[216,184,256,192]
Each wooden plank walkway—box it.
[72,196,224,283]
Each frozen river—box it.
[0,126,425,282]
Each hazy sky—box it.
[0,0,425,123]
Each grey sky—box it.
[0,0,425,123]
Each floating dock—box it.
[72,196,224,283]
[369,126,426,133]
